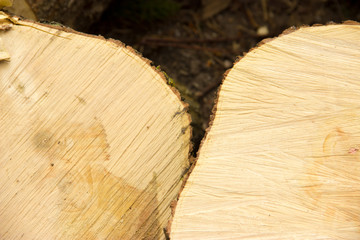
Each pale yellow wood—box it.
[0,14,190,240]
[171,24,360,239]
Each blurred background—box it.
[7,0,360,156]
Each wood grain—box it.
[0,13,190,239]
[171,23,360,239]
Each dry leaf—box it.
[0,0,12,8]
[201,0,231,20]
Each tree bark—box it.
[171,22,360,239]
[0,12,191,240]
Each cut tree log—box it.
[171,22,360,239]
[0,12,191,240]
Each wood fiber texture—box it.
[0,14,190,240]
[171,23,360,239]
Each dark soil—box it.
[89,0,360,156]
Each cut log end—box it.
[171,22,360,239]
[0,13,191,240]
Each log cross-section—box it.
[0,13,191,240]
[171,23,360,239]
